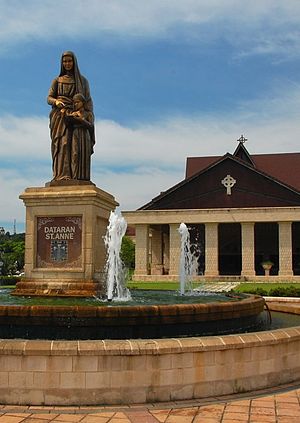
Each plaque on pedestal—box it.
[36,216,82,268]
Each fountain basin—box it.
[0,293,265,339]
[0,298,299,405]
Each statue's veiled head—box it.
[60,51,79,76]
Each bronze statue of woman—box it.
[47,51,95,181]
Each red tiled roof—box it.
[186,156,221,178]
[186,152,300,191]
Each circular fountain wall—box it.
[0,298,298,406]
[0,292,265,340]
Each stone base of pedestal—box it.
[13,278,105,297]
[13,183,118,297]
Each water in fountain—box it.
[178,223,198,295]
[104,211,131,301]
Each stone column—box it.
[169,224,181,275]
[278,221,293,277]
[134,224,150,276]
[163,232,170,274]
[204,223,219,277]
[241,222,256,277]
[150,227,163,275]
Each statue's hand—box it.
[55,100,65,108]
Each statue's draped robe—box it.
[71,110,94,180]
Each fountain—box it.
[0,209,299,406]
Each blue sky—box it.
[1,0,300,232]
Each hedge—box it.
[234,286,300,297]
[0,276,20,286]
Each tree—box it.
[0,234,25,276]
[121,236,135,269]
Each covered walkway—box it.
[124,207,300,281]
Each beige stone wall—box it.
[0,314,299,405]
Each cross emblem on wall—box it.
[221,174,236,195]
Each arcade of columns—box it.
[123,206,300,281]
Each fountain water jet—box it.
[104,211,131,302]
[178,222,198,295]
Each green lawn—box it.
[127,281,300,297]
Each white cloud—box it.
[96,82,300,168]
[1,1,300,59]
[0,115,49,160]
[0,171,28,223]
[93,168,180,212]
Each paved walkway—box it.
[194,282,241,293]
[0,383,299,422]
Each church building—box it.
[123,137,300,281]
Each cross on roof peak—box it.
[237,135,247,144]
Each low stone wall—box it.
[264,296,300,312]
[0,301,299,405]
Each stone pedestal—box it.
[13,184,118,297]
